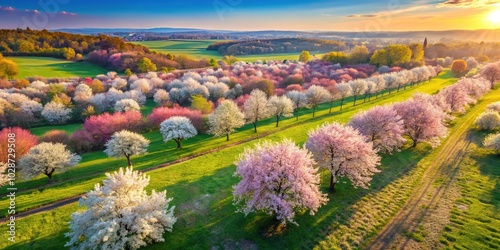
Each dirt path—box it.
[367,95,499,249]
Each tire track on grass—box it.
[367,95,499,249]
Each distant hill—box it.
[206,38,348,56]
[51,27,500,42]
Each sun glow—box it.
[489,9,500,24]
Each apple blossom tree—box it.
[305,85,331,117]
[18,142,81,183]
[335,82,352,111]
[286,90,307,120]
[104,130,150,167]
[207,100,245,141]
[243,89,270,132]
[65,166,176,250]
[475,110,500,131]
[41,101,72,124]
[233,139,328,225]
[349,79,368,106]
[114,98,141,112]
[267,95,294,127]
[160,116,198,149]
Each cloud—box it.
[0,6,15,11]
[346,5,428,18]
[0,6,77,15]
[439,0,499,7]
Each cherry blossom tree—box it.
[480,63,500,89]
[233,139,328,225]
[305,122,381,191]
[286,90,307,120]
[305,85,331,117]
[439,84,476,114]
[483,132,500,154]
[160,116,197,149]
[243,89,270,132]
[41,101,72,124]
[393,97,448,147]
[114,98,141,112]
[19,142,81,183]
[104,130,150,166]
[335,82,352,111]
[267,95,294,127]
[207,100,245,141]
[475,110,500,131]
[348,105,406,153]
[65,166,176,250]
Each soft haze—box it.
[0,0,499,31]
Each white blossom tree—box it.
[41,101,72,124]
[335,83,352,111]
[104,130,150,166]
[483,132,500,154]
[267,95,294,127]
[243,89,270,132]
[207,100,245,141]
[0,163,8,187]
[89,93,108,113]
[65,166,176,250]
[349,79,368,106]
[475,110,500,131]
[114,98,141,112]
[154,89,170,106]
[74,84,93,103]
[160,116,198,149]
[487,102,500,113]
[18,142,81,183]
[20,100,43,117]
[305,85,331,117]
[286,90,307,120]
[125,89,147,106]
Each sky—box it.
[0,0,499,31]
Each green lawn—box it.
[134,40,325,62]
[8,57,107,79]
[0,71,460,249]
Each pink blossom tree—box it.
[480,62,500,89]
[438,84,475,114]
[348,105,406,153]
[305,122,381,192]
[393,97,448,147]
[233,139,328,225]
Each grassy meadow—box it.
[8,57,107,79]
[0,70,469,249]
[134,39,325,62]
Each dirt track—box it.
[367,94,499,249]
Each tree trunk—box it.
[353,96,357,106]
[296,110,299,121]
[412,139,418,147]
[329,101,333,113]
[329,174,336,192]
[312,107,316,117]
[340,99,344,111]
[126,155,132,167]
[226,134,229,141]
[47,173,53,184]
[175,139,182,149]
[275,116,280,127]
[253,122,257,132]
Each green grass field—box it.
[0,71,465,249]
[134,40,325,62]
[8,57,107,79]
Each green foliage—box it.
[322,51,348,65]
[0,56,18,79]
[62,48,76,60]
[223,55,239,65]
[137,57,157,73]
[299,50,312,62]
[190,95,213,114]
[124,68,133,77]
[409,43,424,62]
[348,45,370,64]
[209,58,219,67]
[370,44,412,67]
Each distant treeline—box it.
[207,38,347,55]
[0,28,209,72]
[425,42,500,60]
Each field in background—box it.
[8,57,107,79]
[134,39,325,62]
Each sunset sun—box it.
[489,9,500,24]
